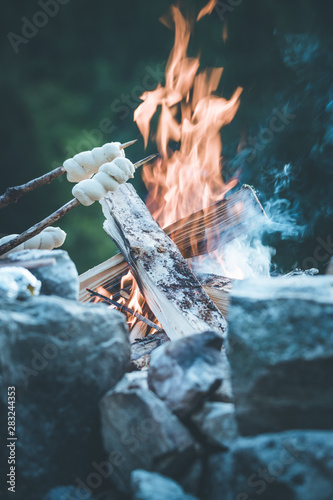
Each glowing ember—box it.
[134,3,242,278]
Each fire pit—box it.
[1,1,333,500]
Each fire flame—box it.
[134,4,243,278]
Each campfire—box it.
[0,2,268,340]
[79,5,266,339]
[1,2,333,499]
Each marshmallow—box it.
[72,157,135,206]
[63,142,125,182]
[0,227,67,258]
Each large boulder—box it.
[227,276,333,435]
[0,295,130,500]
[204,430,333,500]
[191,402,238,450]
[99,373,197,493]
[148,331,230,419]
[131,470,198,500]
[6,249,79,300]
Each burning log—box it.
[79,184,265,302]
[166,185,265,258]
[101,183,227,340]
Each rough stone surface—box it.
[42,486,95,500]
[100,376,197,493]
[148,331,228,418]
[191,402,238,449]
[0,295,130,500]
[177,459,204,499]
[327,258,333,275]
[203,430,333,500]
[227,276,333,435]
[6,249,79,300]
[131,470,199,500]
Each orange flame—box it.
[197,0,218,21]
[134,5,242,261]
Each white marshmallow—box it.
[63,142,125,182]
[72,158,134,206]
[0,227,66,258]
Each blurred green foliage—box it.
[1,0,332,273]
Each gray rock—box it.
[327,258,333,275]
[203,430,333,500]
[113,370,149,392]
[191,402,238,449]
[227,276,333,435]
[148,331,228,418]
[177,459,204,499]
[6,249,79,300]
[100,377,197,493]
[42,486,95,500]
[131,470,198,500]
[0,295,130,500]
[0,266,41,299]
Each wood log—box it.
[198,274,232,318]
[79,184,265,301]
[100,184,227,340]
[167,184,266,258]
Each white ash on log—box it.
[101,184,227,340]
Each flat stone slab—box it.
[227,276,333,435]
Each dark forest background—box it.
[1,0,332,274]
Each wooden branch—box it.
[79,185,266,301]
[0,166,65,210]
[0,139,138,210]
[0,199,80,257]
[198,273,232,318]
[86,288,163,332]
[101,183,227,340]
[0,154,157,258]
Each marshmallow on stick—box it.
[64,142,126,182]
[0,227,66,258]
[0,154,158,258]
[0,140,137,211]
[72,157,136,206]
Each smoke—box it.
[217,27,333,275]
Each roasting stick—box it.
[86,288,163,332]
[0,154,158,257]
[0,139,138,210]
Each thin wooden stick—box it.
[86,288,163,332]
[0,154,158,257]
[0,139,138,210]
